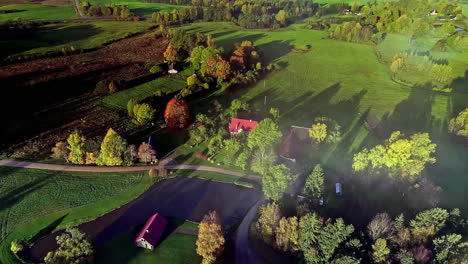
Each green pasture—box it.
[82,0,185,17]
[102,78,186,110]
[95,232,200,264]
[0,4,76,22]
[1,21,154,59]
[179,22,468,217]
[0,167,153,264]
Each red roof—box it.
[229,118,258,133]
[135,213,168,246]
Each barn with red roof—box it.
[135,213,168,250]
[229,118,258,134]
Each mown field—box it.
[0,4,76,22]
[0,167,152,264]
[102,78,186,110]
[179,22,468,218]
[82,0,185,17]
[1,21,155,59]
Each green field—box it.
[179,22,468,216]
[0,4,76,22]
[0,167,152,264]
[102,78,186,110]
[96,232,200,264]
[1,21,154,59]
[82,0,185,17]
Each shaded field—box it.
[0,4,76,22]
[0,167,152,264]
[1,21,155,59]
[29,177,261,262]
[102,78,186,110]
[179,22,468,221]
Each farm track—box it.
[0,160,262,183]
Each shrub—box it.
[149,65,163,74]
[10,240,24,254]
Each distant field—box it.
[0,4,76,21]
[314,0,396,4]
[102,78,186,110]
[0,167,152,264]
[1,21,154,59]
[82,0,185,17]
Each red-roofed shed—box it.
[229,118,258,134]
[135,213,168,250]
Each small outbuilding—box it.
[168,63,178,74]
[229,118,258,134]
[335,183,342,196]
[135,213,168,250]
[279,126,311,163]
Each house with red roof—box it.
[229,118,258,134]
[135,213,168,250]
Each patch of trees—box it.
[390,52,454,91]
[127,99,156,126]
[254,202,467,263]
[164,98,191,128]
[433,32,468,52]
[309,117,342,146]
[151,0,315,29]
[52,128,157,166]
[44,228,93,264]
[329,22,381,44]
[81,2,138,20]
[448,108,468,138]
[352,131,436,182]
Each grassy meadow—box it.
[179,22,468,218]
[0,167,153,264]
[1,21,155,59]
[81,0,185,17]
[102,78,186,110]
[0,4,76,22]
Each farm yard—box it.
[0,0,467,263]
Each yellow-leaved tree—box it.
[196,211,225,264]
[96,128,127,166]
[309,122,327,144]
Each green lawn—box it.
[95,232,200,264]
[0,167,153,264]
[102,78,186,110]
[1,21,154,59]
[0,4,76,22]
[83,0,185,17]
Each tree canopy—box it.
[448,108,468,137]
[96,128,127,166]
[303,164,324,199]
[262,164,296,201]
[44,228,93,264]
[196,211,225,264]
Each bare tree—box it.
[367,213,395,241]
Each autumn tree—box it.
[275,216,300,253]
[372,239,390,263]
[275,10,288,25]
[133,103,155,126]
[352,131,436,181]
[163,43,179,62]
[190,46,220,70]
[51,141,69,161]
[309,122,327,144]
[262,164,296,201]
[448,108,468,137]
[67,130,86,164]
[203,55,231,80]
[255,202,282,245]
[187,75,198,86]
[367,213,395,241]
[303,164,324,199]
[229,40,260,70]
[164,98,191,128]
[44,228,93,264]
[10,240,24,254]
[138,142,157,163]
[196,211,225,264]
[96,128,127,166]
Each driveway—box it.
[28,177,261,262]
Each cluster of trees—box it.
[127,99,155,126]
[254,203,467,263]
[352,0,463,38]
[44,228,93,264]
[51,128,158,166]
[308,117,342,145]
[164,98,191,128]
[81,2,136,20]
[151,0,315,28]
[196,211,225,264]
[390,52,454,88]
[433,32,468,52]
[329,22,379,43]
[448,108,468,138]
[352,131,436,182]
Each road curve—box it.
[0,160,261,183]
